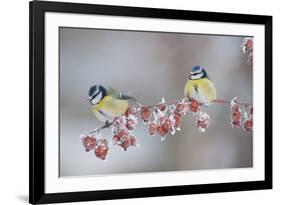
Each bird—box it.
[88,85,136,123]
[184,65,217,104]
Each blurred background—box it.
[59,27,253,177]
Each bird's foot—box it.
[105,120,111,127]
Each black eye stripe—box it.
[192,72,202,76]
[92,91,101,99]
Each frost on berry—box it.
[113,116,123,126]
[157,116,170,139]
[189,98,200,113]
[112,134,120,145]
[126,114,138,131]
[157,98,167,112]
[247,52,253,65]
[196,111,210,132]
[148,122,158,136]
[231,107,241,128]
[175,101,188,116]
[157,104,166,112]
[120,135,137,151]
[173,113,181,129]
[112,115,127,134]
[242,106,253,132]
[94,139,109,160]
[242,37,253,65]
[158,123,169,139]
[231,97,242,128]
[242,38,253,54]
[146,98,188,138]
[80,135,97,152]
[124,106,135,117]
[140,107,151,122]
[112,128,137,151]
[243,118,253,132]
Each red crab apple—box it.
[81,135,96,152]
[176,103,185,115]
[231,106,242,128]
[130,135,136,146]
[141,107,150,121]
[124,106,135,117]
[173,113,181,128]
[120,134,131,151]
[120,134,137,151]
[189,99,200,113]
[113,116,124,127]
[232,120,241,128]
[112,134,120,144]
[126,118,137,130]
[243,119,253,132]
[158,123,169,137]
[196,112,210,132]
[148,122,158,136]
[157,104,166,112]
[94,139,109,160]
[232,110,241,122]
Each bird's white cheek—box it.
[191,72,203,80]
[91,92,103,105]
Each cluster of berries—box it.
[141,98,210,141]
[80,135,109,160]
[111,109,139,151]
[242,37,253,65]
[81,97,252,160]
[231,97,253,132]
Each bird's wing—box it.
[100,96,129,116]
[107,87,120,99]
[184,80,195,98]
[108,86,136,101]
[201,79,217,102]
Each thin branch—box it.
[88,121,113,135]
[146,100,180,109]
[212,99,252,106]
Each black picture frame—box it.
[29,1,272,204]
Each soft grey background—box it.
[59,27,253,177]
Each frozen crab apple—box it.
[148,122,158,136]
[113,128,137,151]
[140,107,151,122]
[189,99,200,113]
[196,112,210,132]
[243,118,253,132]
[126,115,138,131]
[120,135,137,151]
[231,106,242,128]
[94,139,109,160]
[81,135,97,152]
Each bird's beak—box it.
[188,72,192,77]
[86,97,91,103]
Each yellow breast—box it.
[184,78,217,104]
[92,96,129,122]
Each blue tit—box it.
[184,65,217,104]
[88,85,136,123]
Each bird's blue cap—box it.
[88,85,107,97]
[191,65,203,73]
